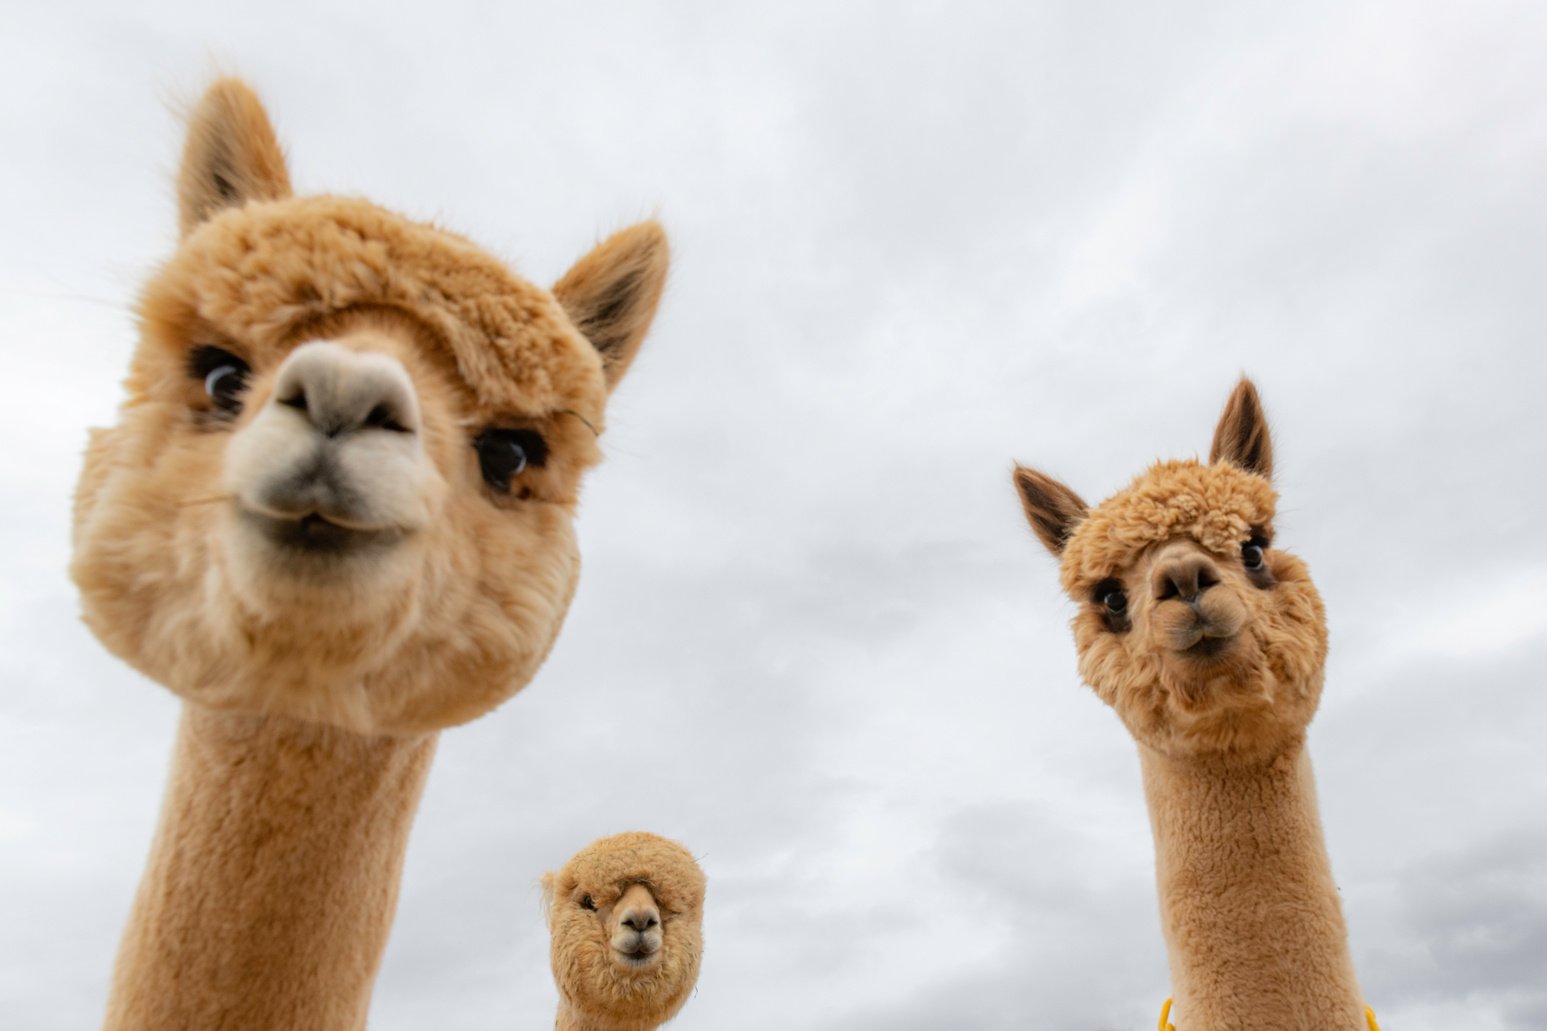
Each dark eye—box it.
[190,346,251,416]
[579,894,596,911]
[1242,539,1267,570]
[474,428,548,492]
[1094,579,1127,614]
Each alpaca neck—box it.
[1139,741,1364,1031]
[554,998,657,1031]
[103,705,437,1031]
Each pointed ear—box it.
[177,78,293,238]
[1208,377,1274,480]
[1012,466,1089,556]
[552,220,669,391]
[539,872,559,916]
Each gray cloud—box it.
[4,3,1545,1030]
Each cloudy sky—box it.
[3,2,1545,1029]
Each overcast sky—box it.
[2,2,1545,1029]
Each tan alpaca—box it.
[542,833,706,1031]
[1012,380,1374,1031]
[72,79,669,1031]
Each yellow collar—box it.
[1159,997,1381,1030]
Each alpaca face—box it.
[1060,462,1327,759]
[1014,381,1329,760]
[70,80,667,735]
[544,833,706,1029]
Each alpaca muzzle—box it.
[225,340,443,550]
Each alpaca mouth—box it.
[241,509,402,555]
[1183,634,1234,660]
[1171,624,1238,662]
[615,948,662,969]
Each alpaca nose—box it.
[621,907,660,933]
[271,341,420,439]
[1152,553,1221,603]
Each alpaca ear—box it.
[1013,466,1089,556]
[553,220,669,391]
[1209,377,1274,480]
[177,78,293,238]
[539,872,558,916]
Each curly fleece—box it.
[77,77,669,1031]
[1061,458,1277,596]
[548,832,706,1030]
[554,832,708,915]
[143,194,610,425]
[1037,429,1368,1027]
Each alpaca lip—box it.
[614,946,662,969]
[1180,633,1234,661]
[1169,621,1236,660]
[240,508,400,554]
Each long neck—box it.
[103,705,437,1031]
[555,997,658,1031]
[1139,741,1364,1031]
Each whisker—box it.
[179,495,234,508]
[0,286,127,311]
[558,408,601,438]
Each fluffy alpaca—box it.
[543,833,706,1031]
[72,79,669,1030]
[1012,380,1373,1030]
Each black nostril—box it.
[623,913,659,932]
[273,344,420,439]
[365,402,410,433]
[1155,558,1221,603]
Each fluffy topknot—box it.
[144,195,610,426]
[551,832,707,915]
[1060,458,1278,595]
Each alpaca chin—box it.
[218,501,429,617]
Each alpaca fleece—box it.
[70,87,671,735]
[1060,458,1325,760]
[546,833,706,1031]
[73,77,670,1031]
[146,194,610,421]
[1013,380,1370,1030]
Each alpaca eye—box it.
[1096,581,1127,614]
[1242,540,1267,570]
[1091,579,1131,633]
[579,894,596,911]
[190,346,251,416]
[474,428,548,492]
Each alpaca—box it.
[542,833,706,1031]
[71,78,669,1031]
[1012,380,1376,1031]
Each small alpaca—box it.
[543,833,706,1031]
[1012,380,1373,1030]
[72,79,668,1030]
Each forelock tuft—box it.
[147,195,609,422]
[1059,459,1278,595]
[560,832,706,912]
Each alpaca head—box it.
[1013,379,1328,761]
[70,79,668,735]
[543,832,706,1030]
